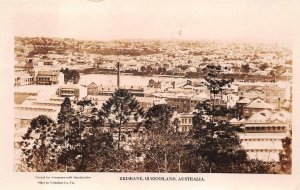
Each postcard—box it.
[0,0,300,189]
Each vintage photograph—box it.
[12,0,292,174]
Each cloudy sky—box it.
[9,0,296,46]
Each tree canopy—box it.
[20,115,63,172]
[101,89,144,149]
[60,68,80,84]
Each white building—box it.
[239,109,291,162]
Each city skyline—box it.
[11,0,294,47]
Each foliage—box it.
[144,104,174,133]
[190,65,250,173]
[57,98,116,172]
[20,115,64,172]
[19,97,118,172]
[57,97,75,125]
[101,89,144,149]
[279,137,292,173]
[142,104,189,172]
[241,63,251,73]
[258,63,269,71]
[60,68,80,84]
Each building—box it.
[243,98,275,118]
[135,97,157,111]
[14,59,64,86]
[86,82,99,95]
[278,71,292,81]
[35,71,64,85]
[177,112,194,132]
[239,133,286,162]
[244,109,291,133]
[86,82,145,97]
[239,109,292,161]
[236,97,251,116]
[264,85,287,109]
[14,71,34,86]
[56,84,87,99]
[166,93,193,113]
[166,92,210,113]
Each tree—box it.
[19,115,63,172]
[57,97,75,126]
[140,66,146,72]
[158,67,167,74]
[71,70,80,84]
[146,65,153,73]
[144,104,174,134]
[60,68,80,84]
[204,65,234,122]
[279,137,292,173]
[101,89,144,149]
[241,64,251,73]
[142,104,188,172]
[57,98,116,172]
[190,65,248,173]
[258,63,269,71]
[271,65,286,82]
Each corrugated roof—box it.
[245,98,275,109]
[269,110,292,123]
[246,109,291,123]
[247,109,273,122]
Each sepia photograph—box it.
[1,0,300,189]
[13,38,293,173]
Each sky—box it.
[7,0,296,46]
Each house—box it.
[278,71,292,81]
[239,109,292,162]
[178,112,194,132]
[166,93,192,113]
[35,71,64,85]
[14,59,64,86]
[236,97,251,116]
[238,133,286,162]
[87,83,145,97]
[56,84,87,99]
[244,109,291,133]
[14,71,34,86]
[223,93,239,108]
[243,98,275,118]
[135,97,157,111]
[86,82,99,95]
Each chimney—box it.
[117,62,120,88]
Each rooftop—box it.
[246,109,291,123]
[245,98,275,109]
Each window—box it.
[277,126,281,131]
